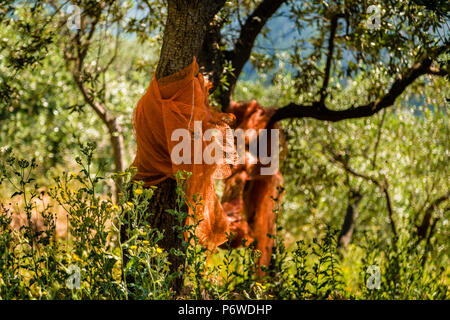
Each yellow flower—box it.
[134,188,143,195]
[113,205,119,210]
[142,240,150,245]
[72,253,83,262]
[129,245,137,250]
[126,202,134,207]
[70,172,77,177]
[254,282,266,290]
[156,248,163,254]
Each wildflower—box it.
[254,282,266,290]
[70,172,77,177]
[126,201,134,207]
[142,240,150,245]
[156,248,163,254]
[134,188,143,195]
[72,253,83,262]
[112,205,119,210]
[129,245,137,250]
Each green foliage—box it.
[1,142,448,299]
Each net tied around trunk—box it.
[131,58,235,250]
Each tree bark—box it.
[152,0,208,295]
[337,192,363,248]
[106,117,126,195]
[416,194,448,241]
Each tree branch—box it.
[319,15,340,103]
[198,16,224,92]
[61,13,126,180]
[230,0,286,80]
[269,44,449,126]
[217,0,286,108]
[325,147,398,238]
[416,194,449,241]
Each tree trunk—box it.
[337,192,363,249]
[123,0,225,295]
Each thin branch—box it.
[229,0,286,80]
[416,194,449,241]
[421,215,441,267]
[215,0,286,107]
[319,15,340,103]
[325,147,398,238]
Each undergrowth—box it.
[0,144,447,300]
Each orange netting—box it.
[221,100,284,268]
[131,59,284,266]
[131,58,235,250]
